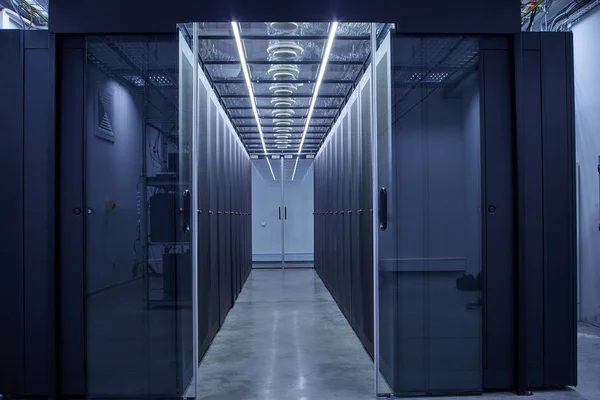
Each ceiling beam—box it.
[203,60,364,66]
[236,124,330,128]
[228,106,339,110]
[198,34,369,41]
[221,94,344,98]
[213,79,354,85]
[232,116,333,120]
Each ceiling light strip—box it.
[232,21,276,180]
[293,21,338,180]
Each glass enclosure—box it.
[375,30,483,396]
[84,34,197,398]
[82,21,484,399]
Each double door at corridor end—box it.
[251,156,315,268]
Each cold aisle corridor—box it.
[193,268,376,400]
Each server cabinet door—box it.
[349,99,363,340]
[207,99,221,338]
[360,77,374,356]
[375,30,483,396]
[197,76,215,361]
[81,31,199,399]
[217,111,232,322]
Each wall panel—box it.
[0,29,54,399]
[0,29,25,396]
[50,0,520,35]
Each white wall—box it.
[251,164,314,261]
[573,8,600,327]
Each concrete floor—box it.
[194,269,600,400]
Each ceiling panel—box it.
[196,22,374,158]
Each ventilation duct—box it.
[267,42,304,59]
[269,83,298,95]
[272,109,295,117]
[268,64,300,80]
[274,118,295,126]
[271,97,297,107]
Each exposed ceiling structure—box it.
[191,22,374,158]
[521,0,600,31]
[0,0,48,28]
[392,36,479,119]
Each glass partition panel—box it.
[376,30,483,396]
[84,30,197,398]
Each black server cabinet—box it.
[0,30,54,398]
[359,81,374,356]
[518,32,577,389]
[314,31,576,395]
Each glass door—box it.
[178,24,199,398]
[83,31,197,398]
[374,27,483,396]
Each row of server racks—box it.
[314,65,375,356]
[179,33,254,395]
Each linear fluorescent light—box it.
[293,21,338,180]
[232,21,276,180]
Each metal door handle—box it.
[182,189,191,232]
[278,207,281,220]
[379,187,388,231]
[285,207,287,220]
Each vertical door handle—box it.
[182,189,191,232]
[285,207,287,220]
[278,207,281,220]
[379,186,388,231]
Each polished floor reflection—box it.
[195,268,375,400]
[193,268,600,400]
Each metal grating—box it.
[86,37,180,125]
[392,36,480,119]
